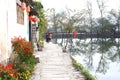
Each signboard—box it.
[31,23,37,42]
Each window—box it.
[16,3,24,25]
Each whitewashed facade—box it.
[0,0,29,63]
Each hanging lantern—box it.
[21,2,26,11]
[29,16,33,21]
[26,6,30,13]
[73,31,77,37]
[32,17,37,22]
[29,15,39,23]
[30,16,37,22]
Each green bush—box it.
[17,63,31,80]
[0,63,18,80]
[10,37,37,80]
[72,58,96,80]
[11,37,34,62]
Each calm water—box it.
[55,38,120,80]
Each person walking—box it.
[46,33,52,43]
[49,33,52,42]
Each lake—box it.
[55,38,120,80]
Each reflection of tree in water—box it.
[110,38,120,62]
[95,38,115,74]
[68,38,98,70]
[66,38,120,74]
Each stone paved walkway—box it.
[30,42,85,80]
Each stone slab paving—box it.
[30,42,85,80]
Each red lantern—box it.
[31,16,37,22]
[29,16,33,21]
[29,16,39,23]
[26,6,30,13]
[21,2,26,11]
[73,31,77,37]
[32,17,37,22]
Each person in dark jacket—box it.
[46,33,52,43]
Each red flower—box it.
[6,63,13,70]
[0,63,18,79]
[11,37,34,62]
[0,64,3,67]
[24,48,29,53]
[15,47,19,51]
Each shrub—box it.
[17,63,31,80]
[72,58,96,80]
[11,37,36,80]
[0,63,18,80]
[11,37,34,62]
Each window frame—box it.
[16,1,24,25]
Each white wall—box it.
[0,0,8,63]
[8,0,29,40]
[0,0,29,63]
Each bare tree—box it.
[86,0,93,36]
[96,0,107,34]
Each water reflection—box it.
[55,38,120,80]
